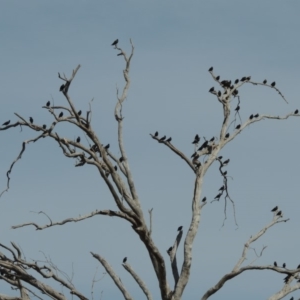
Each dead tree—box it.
[0,42,299,300]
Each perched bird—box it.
[254,114,259,118]
[59,112,63,118]
[46,101,50,107]
[104,144,110,150]
[114,165,118,171]
[208,67,213,72]
[119,156,124,162]
[274,261,277,267]
[290,297,293,300]
[117,52,123,56]
[276,210,282,217]
[223,171,228,176]
[241,77,246,82]
[29,117,34,124]
[235,79,239,84]
[210,137,215,142]
[294,109,298,114]
[209,87,214,93]
[218,156,223,160]
[42,124,47,129]
[159,136,166,141]
[202,197,207,202]
[123,257,127,263]
[249,114,254,120]
[284,274,291,284]
[59,84,65,92]
[219,185,225,191]
[271,82,276,87]
[225,133,230,139]
[76,137,80,143]
[297,264,300,269]
[271,206,278,212]
[166,137,172,142]
[216,76,220,81]
[154,131,159,137]
[218,91,221,97]
[283,263,286,268]
[177,226,183,231]
[246,76,251,81]
[78,110,82,116]
[192,134,200,144]
[233,90,239,96]
[263,79,267,84]
[2,120,10,126]
[214,193,222,200]
[235,106,240,112]
[223,159,230,166]
[191,152,197,158]
[111,39,119,46]
[198,140,208,150]
[235,124,241,130]
[167,247,173,253]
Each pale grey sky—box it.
[0,1,300,299]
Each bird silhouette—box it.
[223,159,230,166]
[235,79,239,84]
[29,117,33,124]
[177,226,183,231]
[209,87,214,93]
[294,109,298,114]
[235,106,240,112]
[274,261,277,267]
[225,133,230,139]
[2,120,10,126]
[76,137,80,143]
[218,156,223,160]
[166,137,172,142]
[254,114,259,118]
[192,134,200,144]
[154,131,159,137]
[111,39,119,46]
[104,144,110,150]
[78,110,82,116]
[159,136,166,141]
[46,101,50,107]
[219,185,225,191]
[167,247,172,253]
[283,263,286,268]
[214,193,222,200]
[59,84,65,92]
[210,137,215,142]
[271,82,276,87]
[271,206,278,212]
[42,124,47,129]
[123,257,127,263]
[216,76,220,81]
[241,77,246,82]
[208,67,213,72]
[202,197,207,202]
[276,210,282,217]
[119,156,124,162]
[235,124,241,130]
[263,79,267,84]
[249,114,254,120]
[59,112,63,118]
[114,166,118,171]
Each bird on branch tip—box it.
[210,137,215,142]
[274,261,277,267]
[111,39,119,46]
[192,134,200,144]
[249,114,254,120]
[209,87,214,93]
[104,144,110,150]
[29,117,34,124]
[283,263,286,268]
[123,257,127,263]
[254,114,259,118]
[271,81,276,87]
[159,136,166,141]
[208,67,213,72]
[263,79,267,84]
[241,77,246,82]
[271,206,278,212]
[59,84,65,92]
[154,131,159,137]
[46,101,50,107]
[202,197,207,202]
[166,137,172,142]
[294,109,298,114]
[59,112,63,118]
[214,193,222,200]
[276,210,282,217]
[216,76,220,81]
[177,226,183,231]
[222,159,230,166]
[76,137,80,143]
[219,185,225,191]
[78,110,82,116]
[2,120,10,126]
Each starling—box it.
[274,261,277,267]
[42,124,47,129]
[209,87,214,93]
[114,165,118,171]
[202,197,207,202]
[117,52,123,56]
[235,79,239,84]
[104,144,110,150]
[294,109,298,114]
[225,133,230,138]
[59,112,63,118]
[198,140,208,150]
[177,226,183,231]
[191,152,197,158]
[271,206,278,212]
[2,120,10,126]
[111,39,119,46]
[254,114,259,118]
[246,76,251,81]
[166,137,172,142]
[167,247,173,253]
[218,156,223,160]
[192,134,200,144]
[214,193,222,200]
[78,110,82,116]
[223,171,227,176]
[59,84,65,92]
[119,156,124,162]
[221,80,230,87]
[29,117,34,124]
[235,106,240,111]
[263,79,267,84]
[216,76,220,81]
[276,210,282,217]
[283,263,286,268]
[233,90,239,96]
[159,136,166,141]
[235,124,241,130]
[297,264,300,269]
[208,67,213,72]
[123,257,127,263]
[219,185,225,191]
[271,82,276,87]
[218,91,221,97]
[154,131,159,137]
[223,159,230,166]
[241,77,246,82]
[46,101,50,107]
[76,137,80,143]
[210,137,215,142]
[249,114,254,120]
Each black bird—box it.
[29,117,34,124]
[283,263,286,268]
[218,156,223,160]
[223,159,230,166]
[159,136,166,141]
[241,77,246,82]
[219,185,225,191]
[114,165,118,171]
[119,156,124,162]
[46,101,50,107]
[78,110,82,116]
[274,261,277,267]
[59,112,63,118]
[249,114,254,120]
[209,137,215,142]
[123,257,127,263]
[191,152,197,158]
[223,171,227,176]
[294,109,298,114]
[202,197,207,202]
[166,137,172,142]
[235,124,241,130]
[167,247,173,253]
[198,140,208,151]
[216,76,220,81]
[192,134,200,144]
[276,210,282,217]
[208,67,213,72]
[104,144,110,150]
[290,297,293,300]
[221,80,230,88]
[297,264,300,269]
[209,87,214,93]
[271,206,278,212]
[111,39,119,46]
[225,133,230,139]
[117,52,123,56]
[254,114,259,118]
[2,120,10,126]
[59,84,65,92]
[235,106,240,112]
[263,79,267,84]
[235,79,239,84]
[246,76,251,81]
[76,137,80,143]
[214,193,222,200]
[42,124,47,129]
[154,131,159,137]
[177,226,183,231]
[218,91,221,97]
[233,90,239,96]
[271,81,276,87]
[284,274,291,284]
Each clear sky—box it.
[1,1,300,299]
